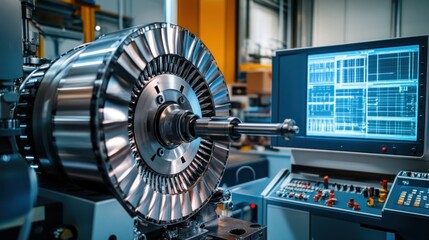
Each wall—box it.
[247,1,282,64]
[95,0,164,26]
[401,0,429,36]
[312,0,391,46]
[312,0,429,46]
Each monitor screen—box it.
[272,36,428,157]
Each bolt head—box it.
[156,95,164,104]
[157,148,165,157]
[178,96,185,104]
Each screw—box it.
[157,148,165,157]
[178,96,185,104]
[156,95,164,104]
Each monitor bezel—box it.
[272,36,428,158]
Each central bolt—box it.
[157,148,165,157]
[155,104,198,148]
[178,96,185,104]
[156,95,164,104]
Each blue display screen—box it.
[272,36,427,156]
[306,45,420,141]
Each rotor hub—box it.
[131,74,202,176]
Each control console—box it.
[265,169,389,224]
[264,169,429,239]
[383,170,429,218]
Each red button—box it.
[381,146,387,152]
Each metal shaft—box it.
[192,117,299,142]
[233,119,298,140]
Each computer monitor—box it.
[272,36,428,159]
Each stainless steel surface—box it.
[193,117,299,141]
[233,118,299,140]
[193,117,242,142]
[17,22,297,226]
[18,23,231,225]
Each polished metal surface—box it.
[17,22,297,226]
[193,117,299,141]
[232,119,299,140]
[18,23,231,225]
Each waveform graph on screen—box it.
[306,45,419,141]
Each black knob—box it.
[363,188,369,198]
[374,188,380,197]
[355,186,361,193]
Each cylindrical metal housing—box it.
[17,23,231,225]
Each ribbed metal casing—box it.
[19,23,231,225]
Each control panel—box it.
[266,170,390,220]
[383,171,429,218]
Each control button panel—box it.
[383,171,429,218]
[267,172,388,218]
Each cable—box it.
[235,165,256,184]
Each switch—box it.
[374,188,380,197]
[353,203,360,211]
[350,185,354,191]
[379,180,389,203]
[379,189,388,203]
[367,197,375,207]
[380,180,388,189]
[348,198,355,207]
[355,186,361,193]
[369,187,375,197]
[314,194,321,202]
[336,184,342,191]
[323,176,329,189]
[343,184,348,191]
[363,188,369,198]
[326,199,334,207]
